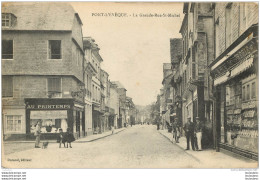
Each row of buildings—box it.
[158,2,258,160]
[2,2,137,140]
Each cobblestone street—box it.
[3,125,257,168]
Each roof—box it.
[111,81,126,89]
[2,2,78,31]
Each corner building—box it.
[2,3,85,140]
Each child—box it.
[57,128,65,148]
[65,127,75,148]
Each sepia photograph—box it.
[1,1,259,171]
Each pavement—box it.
[158,129,258,168]
[2,125,258,168]
[3,128,126,155]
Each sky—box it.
[71,2,184,106]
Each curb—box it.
[75,128,126,143]
[158,130,200,163]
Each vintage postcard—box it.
[1,2,259,169]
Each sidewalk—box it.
[3,128,126,144]
[3,128,126,155]
[75,128,126,143]
[158,129,257,168]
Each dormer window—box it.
[2,13,16,28]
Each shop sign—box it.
[27,104,71,110]
[242,101,256,110]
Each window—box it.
[2,13,10,27]
[246,84,250,100]
[48,78,61,93]
[225,4,232,47]
[2,40,13,59]
[242,86,246,101]
[2,76,13,97]
[48,40,61,59]
[6,115,22,132]
[251,82,256,99]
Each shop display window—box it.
[30,110,68,133]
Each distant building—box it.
[2,2,85,140]
[111,81,127,127]
[83,37,103,134]
[109,82,120,128]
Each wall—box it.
[2,31,83,82]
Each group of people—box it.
[34,121,75,148]
[183,117,202,151]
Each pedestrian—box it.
[174,119,180,143]
[57,128,66,148]
[183,118,196,150]
[65,127,75,148]
[34,121,41,148]
[195,117,202,151]
[189,119,196,151]
[111,126,115,134]
[171,122,175,143]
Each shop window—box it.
[251,82,256,99]
[48,40,61,59]
[2,40,13,59]
[6,115,21,132]
[30,111,68,133]
[2,76,13,97]
[47,78,61,96]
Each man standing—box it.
[183,119,191,150]
[184,118,195,150]
[34,121,41,148]
[195,117,202,151]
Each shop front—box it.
[210,24,258,160]
[25,98,84,140]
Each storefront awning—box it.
[214,57,254,86]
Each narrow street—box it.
[3,125,256,168]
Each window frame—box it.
[2,39,14,60]
[5,115,22,133]
[2,13,11,28]
[48,40,62,60]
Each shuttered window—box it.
[48,40,61,59]
[2,40,13,59]
[2,76,13,97]
[48,78,61,93]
